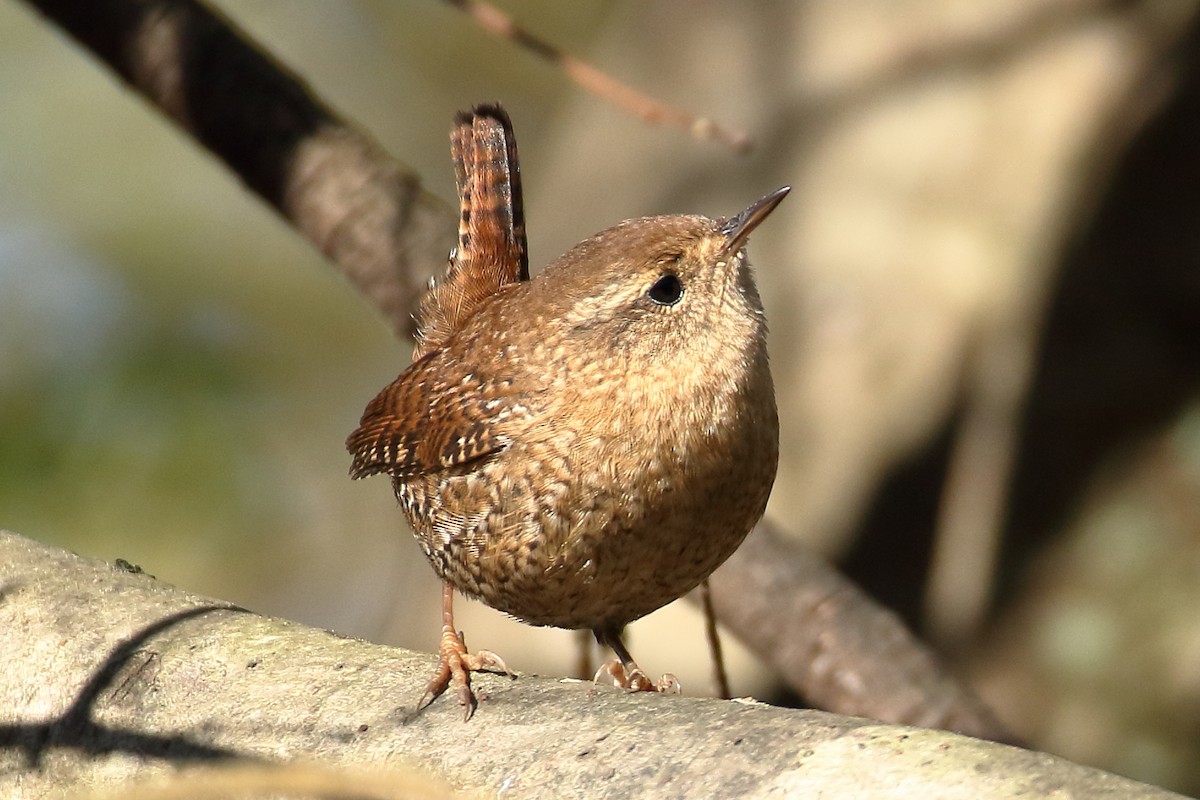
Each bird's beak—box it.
[721,186,790,255]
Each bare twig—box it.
[443,0,752,153]
[699,579,732,700]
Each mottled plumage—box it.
[346,104,785,714]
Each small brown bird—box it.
[347,104,785,717]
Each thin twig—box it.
[443,0,752,153]
[699,579,732,699]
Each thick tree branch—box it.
[0,531,1181,799]
[705,521,1009,741]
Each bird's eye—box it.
[647,273,684,306]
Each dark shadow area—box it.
[0,580,24,604]
[1001,20,1200,586]
[0,604,251,768]
[837,12,1200,631]
[839,421,957,627]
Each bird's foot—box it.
[593,660,681,693]
[419,629,512,720]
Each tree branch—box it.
[705,521,1009,741]
[23,0,452,338]
[0,531,1179,799]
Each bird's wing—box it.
[345,347,529,480]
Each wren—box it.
[347,104,786,717]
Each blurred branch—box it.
[23,0,452,339]
[703,521,1011,742]
[1,531,1176,800]
[761,0,1176,155]
[925,323,1034,648]
[923,3,1193,648]
[18,0,1006,743]
[443,0,752,153]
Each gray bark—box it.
[0,531,1181,799]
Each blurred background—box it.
[3,0,1200,793]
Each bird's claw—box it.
[420,630,512,720]
[593,660,681,693]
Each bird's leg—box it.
[592,626,680,693]
[575,628,595,680]
[420,583,511,720]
